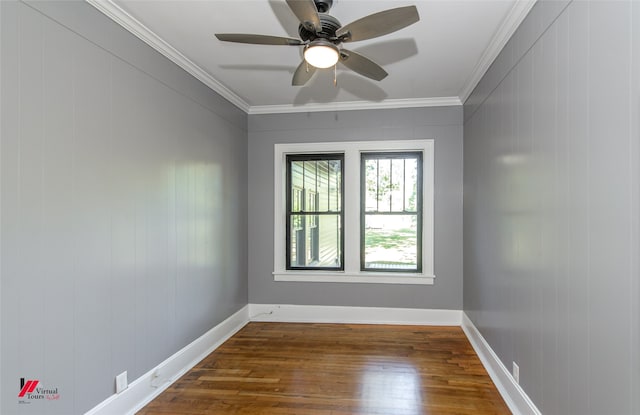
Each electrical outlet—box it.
[512,362,519,384]
[115,371,128,394]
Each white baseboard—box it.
[249,303,462,326]
[85,305,249,415]
[461,312,541,415]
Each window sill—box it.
[273,271,435,285]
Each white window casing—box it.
[273,140,435,285]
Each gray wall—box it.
[0,1,248,414]
[463,1,640,414]
[248,107,463,309]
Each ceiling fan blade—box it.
[286,0,321,33]
[339,49,388,81]
[336,6,420,42]
[215,33,303,46]
[292,60,317,86]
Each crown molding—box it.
[249,96,462,115]
[86,0,251,113]
[458,0,537,104]
[88,0,529,115]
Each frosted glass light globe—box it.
[304,42,339,69]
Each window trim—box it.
[273,140,435,285]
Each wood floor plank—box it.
[137,323,510,415]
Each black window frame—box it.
[286,153,345,271]
[360,151,423,273]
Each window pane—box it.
[405,158,418,211]
[364,155,419,213]
[317,160,329,211]
[364,159,378,211]
[289,214,341,268]
[304,161,317,205]
[391,159,405,212]
[377,159,392,212]
[291,161,304,212]
[291,159,342,214]
[329,160,342,211]
[363,215,418,271]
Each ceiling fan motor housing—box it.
[314,0,333,13]
[298,14,341,42]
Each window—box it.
[274,140,434,285]
[286,154,344,270]
[361,152,422,272]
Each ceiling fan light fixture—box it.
[304,40,339,68]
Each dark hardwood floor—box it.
[137,322,510,414]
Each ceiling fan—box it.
[215,0,420,86]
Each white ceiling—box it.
[89,0,536,113]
